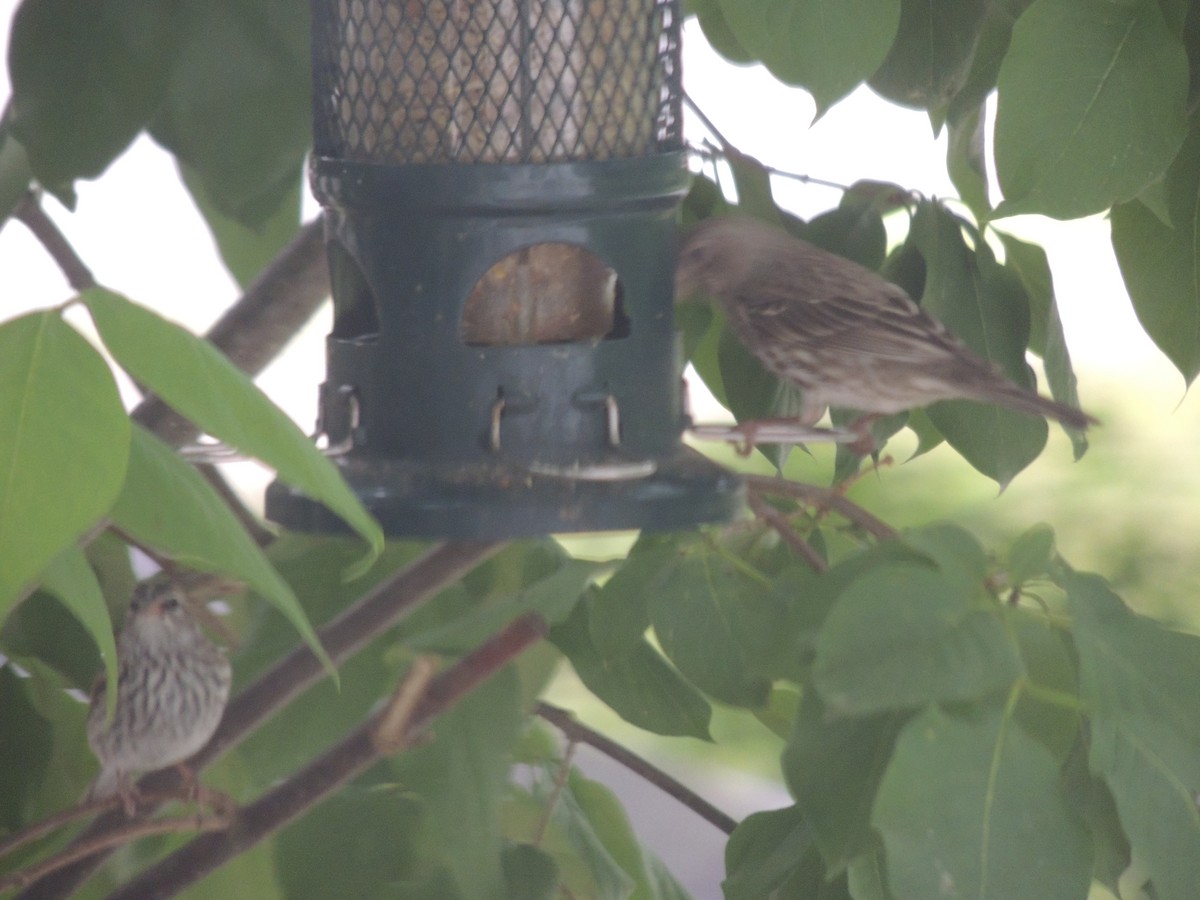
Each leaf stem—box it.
[13,192,96,292]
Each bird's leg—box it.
[115,773,140,818]
[845,414,882,457]
[174,763,235,823]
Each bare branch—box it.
[103,615,548,900]
[13,192,96,292]
[742,474,897,542]
[535,702,738,836]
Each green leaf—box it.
[1007,522,1056,587]
[868,0,989,112]
[994,0,1188,219]
[112,424,333,676]
[805,189,889,272]
[1064,570,1200,899]
[405,559,598,654]
[723,805,821,899]
[648,541,777,707]
[567,771,661,900]
[1111,116,1200,386]
[717,0,901,114]
[0,665,53,832]
[873,703,1092,899]
[782,692,908,871]
[275,785,426,899]
[0,132,34,223]
[392,667,524,900]
[946,103,990,219]
[900,521,988,596]
[813,564,1024,715]
[6,0,176,190]
[0,312,129,616]
[946,0,1035,125]
[998,231,1088,456]
[180,162,302,289]
[37,546,117,720]
[551,600,712,740]
[907,202,1048,486]
[81,287,383,570]
[688,0,754,65]
[148,0,311,226]
[502,844,559,900]
[587,535,680,655]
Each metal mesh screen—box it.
[311,0,682,164]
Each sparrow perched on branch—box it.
[86,579,232,815]
[675,215,1095,438]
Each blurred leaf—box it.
[845,849,888,900]
[868,0,988,112]
[502,844,559,900]
[0,665,53,832]
[994,0,1188,219]
[1062,743,1131,895]
[0,589,99,691]
[946,0,1034,124]
[723,805,820,899]
[37,546,117,720]
[1112,116,1200,386]
[275,785,426,900]
[82,287,383,570]
[1063,569,1200,899]
[1010,610,1081,762]
[649,540,778,707]
[726,149,782,225]
[0,312,129,617]
[1007,522,1056,587]
[997,231,1088,456]
[782,692,908,871]
[716,0,900,114]
[805,191,888,273]
[148,0,310,226]
[687,0,754,64]
[0,133,33,223]
[900,521,988,595]
[813,564,1023,715]
[873,703,1092,899]
[112,425,333,676]
[754,683,801,739]
[907,202,1048,486]
[551,600,712,740]
[947,103,989,219]
[5,0,175,191]
[180,163,302,289]
[587,535,681,655]
[567,770,663,900]
[392,667,523,900]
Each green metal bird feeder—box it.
[266,0,742,537]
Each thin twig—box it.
[13,192,96,292]
[682,91,733,152]
[535,703,738,836]
[532,741,577,846]
[742,475,897,542]
[0,811,232,893]
[746,492,828,572]
[17,541,503,900]
[103,615,548,900]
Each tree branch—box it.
[13,192,96,292]
[746,491,828,572]
[17,540,502,900]
[742,475,897,542]
[535,702,739,836]
[103,615,547,900]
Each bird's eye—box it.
[162,595,181,611]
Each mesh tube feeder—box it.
[266,0,742,537]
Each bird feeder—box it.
[266,0,742,537]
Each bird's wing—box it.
[739,271,974,366]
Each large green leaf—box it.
[1064,570,1200,899]
[1111,117,1200,386]
[567,770,664,900]
[723,805,823,899]
[5,0,176,191]
[782,693,907,871]
[551,600,712,741]
[868,0,988,112]
[687,0,754,65]
[37,546,118,719]
[0,665,54,832]
[82,288,383,569]
[0,312,129,616]
[717,0,901,114]
[873,703,1092,899]
[148,0,311,226]
[648,540,778,708]
[907,202,1048,486]
[111,424,333,674]
[994,0,1188,219]
[813,564,1023,715]
[998,231,1088,457]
